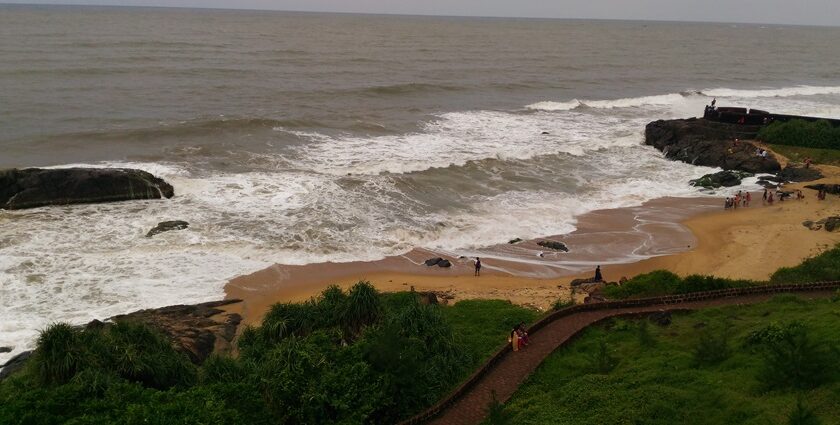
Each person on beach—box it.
[594,265,603,282]
[768,191,775,205]
[796,190,804,200]
[711,98,716,108]
[745,191,751,207]
[804,157,812,168]
[724,197,730,210]
[474,257,481,276]
[763,189,768,203]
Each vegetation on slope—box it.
[758,119,840,150]
[769,144,840,167]
[602,244,840,300]
[498,295,840,425]
[0,283,536,425]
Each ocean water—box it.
[2,5,840,363]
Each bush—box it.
[788,398,822,425]
[33,323,83,385]
[587,340,618,374]
[770,245,840,284]
[756,324,836,390]
[693,328,730,366]
[602,270,754,299]
[758,119,840,150]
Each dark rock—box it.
[541,131,550,135]
[776,166,823,183]
[424,257,443,266]
[825,217,840,232]
[805,184,840,195]
[0,351,32,381]
[0,347,11,354]
[802,220,819,231]
[508,238,523,244]
[418,292,439,305]
[0,168,174,210]
[437,259,452,268]
[108,299,242,364]
[690,170,753,189]
[146,220,190,237]
[645,119,781,173]
[648,311,672,326]
[570,277,598,287]
[537,240,569,252]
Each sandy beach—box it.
[223,161,840,325]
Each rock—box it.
[0,351,32,381]
[0,347,11,354]
[418,292,439,305]
[424,257,443,266]
[648,311,672,326]
[776,166,823,183]
[570,277,598,287]
[437,259,452,268]
[802,220,818,230]
[508,238,523,244]
[541,131,550,135]
[108,299,242,364]
[146,220,189,237]
[825,217,840,232]
[805,184,840,195]
[690,170,753,189]
[537,240,569,252]
[644,119,780,173]
[0,168,174,210]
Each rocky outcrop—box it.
[424,257,443,266]
[0,168,174,210]
[108,300,241,364]
[0,351,32,381]
[537,240,569,252]
[437,259,452,268]
[645,118,781,173]
[146,220,189,237]
[802,217,839,232]
[690,170,753,189]
[805,184,840,195]
[776,166,823,182]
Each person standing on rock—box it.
[474,257,481,276]
[594,265,603,282]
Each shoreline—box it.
[223,164,840,324]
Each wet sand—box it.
[223,163,840,325]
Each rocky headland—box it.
[0,167,174,210]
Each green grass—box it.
[499,295,840,425]
[441,300,539,363]
[769,144,840,167]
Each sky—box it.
[5,0,840,27]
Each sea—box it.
[2,4,840,363]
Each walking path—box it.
[399,282,840,425]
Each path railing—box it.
[398,281,840,425]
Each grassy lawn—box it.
[770,144,840,167]
[498,295,840,425]
[443,300,540,364]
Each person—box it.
[804,157,812,169]
[763,189,768,203]
[594,265,603,282]
[474,257,481,276]
[797,189,804,200]
[724,197,731,210]
[761,150,768,159]
[510,327,522,352]
[516,322,530,347]
[818,189,826,201]
[768,191,775,205]
[711,97,716,108]
[745,191,752,207]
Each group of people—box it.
[725,190,752,209]
[754,148,769,159]
[510,322,530,351]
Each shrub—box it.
[788,398,822,425]
[33,323,83,385]
[756,324,836,390]
[553,298,575,310]
[770,245,840,284]
[693,328,730,366]
[587,340,618,374]
[343,281,384,337]
[602,270,682,299]
[637,320,655,347]
[758,119,840,150]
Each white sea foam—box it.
[702,85,840,99]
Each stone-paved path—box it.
[422,292,832,425]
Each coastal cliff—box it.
[0,168,174,210]
[645,118,781,174]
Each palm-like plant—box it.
[34,322,82,385]
[342,281,383,337]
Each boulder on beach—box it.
[805,183,840,195]
[424,257,443,266]
[0,168,174,210]
[537,240,569,252]
[508,238,523,244]
[776,166,823,183]
[146,220,190,237]
[0,351,32,381]
[825,217,840,232]
[690,170,753,189]
[644,118,781,174]
[437,259,452,268]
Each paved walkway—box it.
[419,292,833,425]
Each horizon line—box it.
[2,2,839,29]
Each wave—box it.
[701,85,840,98]
[361,82,465,96]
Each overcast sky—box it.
[6,0,840,26]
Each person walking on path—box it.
[594,265,603,282]
[474,257,481,276]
